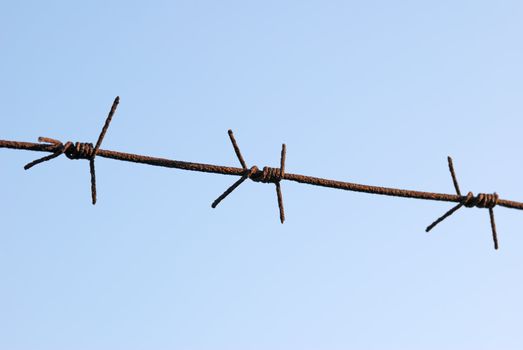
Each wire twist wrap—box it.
[65,142,96,160]
[251,166,284,184]
[462,192,499,209]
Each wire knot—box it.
[462,192,498,209]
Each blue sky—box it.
[1,1,523,349]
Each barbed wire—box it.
[1,97,521,250]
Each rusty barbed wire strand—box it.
[1,97,522,249]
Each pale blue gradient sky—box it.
[1,1,523,349]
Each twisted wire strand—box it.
[1,98,522,250]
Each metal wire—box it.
[1,97,520,250]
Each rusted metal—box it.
[1,97,520,250]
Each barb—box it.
[426,157,500,250]
[212,131,287,223]
[23,97,120,205]
[1,97,521,250]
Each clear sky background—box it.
[1,1,522,349]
